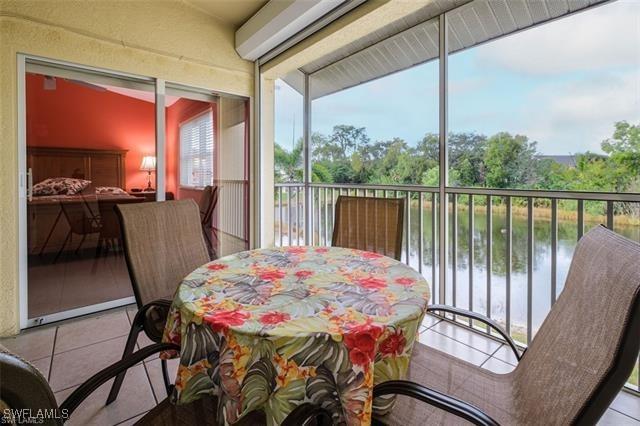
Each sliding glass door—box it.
[24,60,156,323]
[21,58,251,327]
[164,84,250,259]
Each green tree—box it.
[274,140,303,182]
[484,132,539,188]
[601,121,640,191]
[274,140,335,183]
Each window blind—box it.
[180,110,214,188]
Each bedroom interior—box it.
[25,63,249,323]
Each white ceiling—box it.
[290,0,609,99]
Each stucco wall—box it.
[0,0,254,336]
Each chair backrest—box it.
[331,195,404,261]
[116,199,210,307]
[0,345,61,426]
[514,225,640,424]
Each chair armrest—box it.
[133,299,173,342]
[427,304,521,361]
[374,380,499,426]
[281,403,333,426]
[60,342,179,417]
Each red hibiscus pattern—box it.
[395,277,415,287]
[259,311,291,325]
[286,246,307,254]
[356,276,387,290]
[361,251,383,259]
[204,309,250,332]
[207,263,228,271]
[343,322,384,367]
[258,269,286,282]
[295,270,313,280]
[379,329,407,356]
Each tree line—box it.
[275,121,640,196]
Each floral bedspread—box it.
[162,246,430,425]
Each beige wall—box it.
[260,77,275,247]
[0,0,254,336]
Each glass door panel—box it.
[25,61,155,321]
[165,85,249,258]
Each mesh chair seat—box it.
[376,343,516,426]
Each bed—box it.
[27,147,143,255]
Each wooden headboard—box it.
[27,147,128,189]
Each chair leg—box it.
[161,358,173,397]
[53,231,71,264]
[106,320,143,405]
[74,234,87,255]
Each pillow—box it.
[95,186,128,195]
[32,177,91,196]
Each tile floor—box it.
[1,307,639,425]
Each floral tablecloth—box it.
[162,246,430,425]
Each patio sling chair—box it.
[0,343,331,426]
[332,195,405,261]
[106,199,211,405]
[373,225,640,425]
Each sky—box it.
[274,0,639,155]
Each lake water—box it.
[276,200,640,342]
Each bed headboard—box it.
[27,147,128,189]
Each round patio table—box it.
[161,246,430,425]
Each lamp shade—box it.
[140,156,156,171]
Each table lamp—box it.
[140,156,156,192]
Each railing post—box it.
[303,72,312,245]
[438,13,449,305]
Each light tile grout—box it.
[142,361,160,405]
[426,319,441,329]
[429,327,497,357]
[53,328,129,357]
[48,326,58,382]
[113,411,147,426]
[50,334,143,395]
[479,344,505,369]
[608,407,640,422]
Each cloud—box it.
[521,70,640,153]
[475,0,640,75]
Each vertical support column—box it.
[486,195,492,331]
[438,13,449,304]
[254,62,261,248]
[551,198,558,305]
[258,70,275,248]
[303,73,312,245]
[527,198,534,344]
[155,79,166,202]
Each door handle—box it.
[27,167,33,202]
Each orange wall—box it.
[165,98,216,200]
[26,73,155,190]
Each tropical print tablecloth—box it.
[162,246,430,425]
